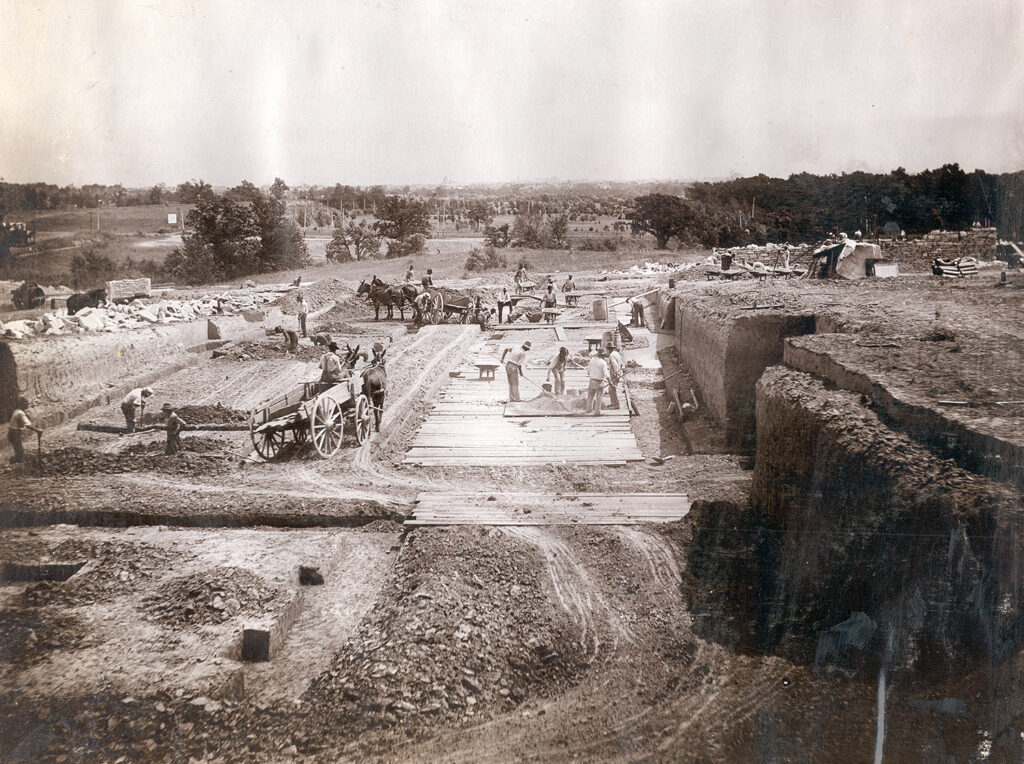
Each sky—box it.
[2,0,1022,187]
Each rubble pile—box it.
[11,438,235,477]
[0,608,87,667]
[215,339,321,362]
[0,290,282,340]
[275,278,351,313]
[141,567,284,626]
[139,404,248,426]
[305,527,588,734]
[20,540,176,608]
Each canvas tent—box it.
[807,239,884,279]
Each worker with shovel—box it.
[500,341,531,402]
[121,387,154,433]
[7,397,43,464]
[161,403,187,455]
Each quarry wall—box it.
[1,311,278,429]
[752,366,1023,666]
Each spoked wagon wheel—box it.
[310,396,344,458]
[429,293,444,324]
[251,423,286,461]
[354,394,374,445]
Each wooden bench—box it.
[475,363,499,380]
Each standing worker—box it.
[561,274,576,294]
[500,341,531,402]
[421,269,434,290]
[7,397,43,464]
[514,264,527,294]
[545,347,569,395]
[497,287,513,324]
[586,349,609,416]
[121,387,153,433]
[161,403,187,455]
[606,345,623,409]
[405,264,414,283]
[295,292,309,337]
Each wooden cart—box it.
[249,374,374,460]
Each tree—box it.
[252,194,308,271]
[483,223,510,248]
[228,180,263,203]
[549,214,569,247]
[148,184,165,205]
[466,200,493,229]
[373,196,430,241]
[270,177,289,199]
[626,194,694,248]
[176,179,214,204]
[326,220,382,261]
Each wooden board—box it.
[407,491,690,525]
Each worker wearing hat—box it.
[161,403,187,455]
[421,269,434,291]
[121,387,154,433]
[500,341,531,402]
[319,342,345,384]
[273,325,299,352]
[7,397,43,464]
[586,348,609,416]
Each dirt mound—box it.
[140,404,248,426]
[12,438,235,477]
[275,278,351,313]
[141,566,285,626]
[0,608,89,667]
[312,300,374,333]
[304,526,588,734]
[215,339,320,362]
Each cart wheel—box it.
[251,423,286,461]
[310,396,344,458]
[429,308,441,325]
[354,394,374,445]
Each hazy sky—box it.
[2,0,1022,187]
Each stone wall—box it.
[876,227,998,272]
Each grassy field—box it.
[7,204,192,235]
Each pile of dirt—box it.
[274,278,351,313]
[140,404,248,426]
[0,608,89,667]
[215,339,320,362]
[17,538,176,607]
[505,392,588,415]
[312,301,374,333]
[304,527,588,734]
[10,438,235,477]
[140,566,285,626]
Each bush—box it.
[385,233,426,259]
[69,247,118,289]
[464,245,507,273]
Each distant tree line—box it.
[686,165,1024,244]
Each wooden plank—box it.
[554,326,567,341]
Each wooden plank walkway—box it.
[404,334,644,466]
[407,492,690,525]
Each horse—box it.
[360,343,387,431]
[357,279,410,320]
[67,288,106,315]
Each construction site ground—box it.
[1,263,1021,761]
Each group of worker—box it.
[7,388,186,464]
[500,340,622,414]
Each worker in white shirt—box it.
[606,345,622,409]
[319,342,345,384]
[121,387,153,433]
[586,349,609,416]
[8,397,43,463]
[500,341,531,402]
